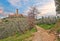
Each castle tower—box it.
[15,9,19,17]
[16,9,18,14]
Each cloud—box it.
[24,0,56,16]
[7,0,30,8]
[0,6,4,14]
[35,0,55,6]
[7,0,21,8]
[0,6,13,17]
[0,6,8,18]
[23,0,29,2]
[0,9,3,14]
[7,0,55,9]
[37,0,56,16]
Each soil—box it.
[32,25,57,41]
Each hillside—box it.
[0,17,36,40]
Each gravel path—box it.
[32,25,57,41]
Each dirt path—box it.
[32,25,57,41]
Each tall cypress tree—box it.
[55,0,60,14]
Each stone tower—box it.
[16,9,18,14]
[16,9,19,17]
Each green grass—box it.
[58,38,60,41]
[37,24,55,30]
[0,28,36,41]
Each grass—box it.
[37,24,55,30]
[58,38,60,41]
[0,28,36,41]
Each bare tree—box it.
[27,6,39,30]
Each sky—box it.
[0,0,56,18]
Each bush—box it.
[0,18,34,39]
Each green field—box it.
[0,28,36,41]
[37,24,55,30]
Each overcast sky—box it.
[0,0,56,18]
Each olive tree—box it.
[27,6,39,30]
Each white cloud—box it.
[23,0,29,2]
[37,0,56,16]
[24,0,56,17]
[0,6,4,14]
[0,7,8,18]
[8,0,21,8]
[0,9,3,14]
[33,0,54,6]
[7,0,31,7]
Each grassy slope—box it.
[37,24,55,30]
[0,17,37,41]
[0,28,36,41]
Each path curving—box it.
[32,25,57,41]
